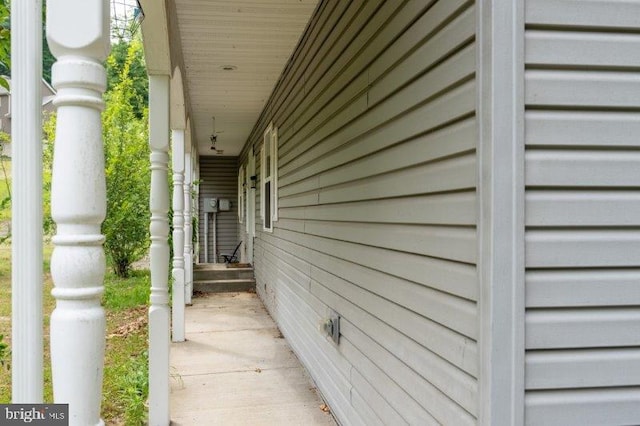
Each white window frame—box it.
[260,123,278,232]
[245,164,251,234]
[238,164,245,224]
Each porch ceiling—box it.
[174,0,318,157]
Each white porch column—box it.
[184,152,193,305]
[10,0,43,403]
[194,158,200,263]
[171,129,185,342]
[46,1,110,424]
[148,74,171,426]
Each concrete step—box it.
[194,266,254,281]
[194,278,256,293]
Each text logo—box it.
[0,404,68,425]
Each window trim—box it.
[260,123,278,232]
[245,163,251,234]
[238,164,245,224]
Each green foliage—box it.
[101,268,149,424]
[0,0,9,89]
[0,132,10,203]
[102,39,150,278]
[42,113,55,235]
[0,132,10,244]
[103,270,150,311]
[41,2,55,84]
[0,334,8,369]
[42,45,55,84]
[191,180,200,246]
[119,350,148,425]
[0,113,55,245]
[0,1,55,84]
[0,39,149,273]
[107,38,148,119]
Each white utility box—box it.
[219,199,231,211]
[203,197,218,213]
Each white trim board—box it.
[477,1,526,425]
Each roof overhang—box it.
[139,0,318,157]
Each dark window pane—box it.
[265,181,271,229]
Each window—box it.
[245,164,251,234]
[261,123,278,231]
[238,165,245,224]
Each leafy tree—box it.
[102,40,150,277]
[0,0,10,88]
[42,112,56,235]
[42,25,55,83]
[37,38,150,275]
[107,37,148,119]
[0,11,150,276]
[0,1,56,84]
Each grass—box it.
[104,270,150,311]
[102,270,150,425]
[0,242,150,425]
[0,157,10,223]
[0,243,55,402]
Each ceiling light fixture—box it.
[210,116,217,150]
[210,117,225,155]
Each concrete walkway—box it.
[170,292,336,426]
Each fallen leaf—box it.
[108,310,147,339]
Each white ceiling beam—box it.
[139,0,171,75]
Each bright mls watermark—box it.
[0,404,68,425]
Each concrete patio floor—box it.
[170,292,337,425]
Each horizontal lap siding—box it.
[242,1,478,424]
[524,1,640,424]
[198,156,239,262]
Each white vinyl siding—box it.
[524,0,640,424]
[241,1,478,424]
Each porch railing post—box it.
[46,1,110,424]
[10,0,43,403]
[184,152,193,305]
[171,129,185,342]
[148,74,171,425]
[191,161,200,264]
[194,158,200,263]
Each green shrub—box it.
[0,334,8,369]
[102,39,150,278]
[119,350,149,425]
